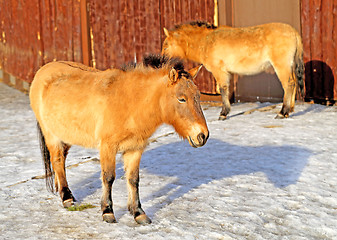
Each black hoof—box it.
[218,115,227,121]
[135,214,152,225]
[63,198,74,208]
[61,187,75,208]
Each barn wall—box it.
[87,0,216,93]
[87,0,162,69]
[1,0,336,102]
[0,0,216,93]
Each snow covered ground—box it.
[0,82,337,239]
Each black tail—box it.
[293,35,305,97]
[37,122,54,193]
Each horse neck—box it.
[143,71,176,127]
[130,71,167,132]
[179,29,208,63]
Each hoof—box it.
[103,213,117,223]
[135,214,152,225]
[275,113,288,119]
[218,115,227,121]
[63,198,74,208]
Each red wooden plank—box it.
[72,0,82,63]
[311,0,323,99]
[80,0,90,65]
[120,0,128,64]
[40,0,54,63]
[110,0,119,67]
[301,0,313,99]
[102,0,109,68]
[321,0,334,99]
[333,1,337,99]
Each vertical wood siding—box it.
[88,0,216,93]
[1,0,215,93]
[301,0,337,101]
[0,0,43,82]
[88,0,162,69]
[0,0,82,83]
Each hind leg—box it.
[123,149,151,224]
[99,141,117,223]
[47,140,74,207]
[274,66,296,118]
[213,71,231,120]
[290,78,297,112]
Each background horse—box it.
[29,55,209,224]
[162,21,305,119]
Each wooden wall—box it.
[0,0,82,84]
[0,0,216,94]
[88,0,216,93]
[301,0,337,102]
[2,0,336,102]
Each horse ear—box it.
[188,65,203,80]
[168,68,178,85]
[163,28,170,37]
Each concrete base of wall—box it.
[0,69,30,94]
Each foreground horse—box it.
[162,21,305,119]
[29,55,209,224]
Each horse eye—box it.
[178,97,186,103]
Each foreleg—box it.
[275,67,296,118]
[123,149,151,224]
[213,71,231,120]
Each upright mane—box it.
[121,54,191,79]
[143,54,191,79]
[174,21,217,30]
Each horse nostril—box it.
[197,133,206,144]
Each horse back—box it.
[30,61,120,148]
[205,23,299,74]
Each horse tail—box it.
[293,32,305,97]
[37,122,54,193]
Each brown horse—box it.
[29,55,209,224]
[162,21,305,119]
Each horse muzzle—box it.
[188,132,209,148]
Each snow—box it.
[0,82,337,239]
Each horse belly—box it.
[211,47,270,75]
[42,106,99,148]
[230,60,272,75]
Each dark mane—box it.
[120,54,191,79]
[143,54,191,79]
[175,21,217,30]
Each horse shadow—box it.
[70,161,125,203]
[140,138,311,215]
[69,138,311,219]
[291,103,327,117]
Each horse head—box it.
[163,64,209,148]
[162,28,186,59]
